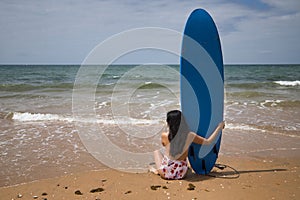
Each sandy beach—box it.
[1,156,299,200]
[1,128,299,200]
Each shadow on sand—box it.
[185,165,287,182]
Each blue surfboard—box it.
[180,9,224,175]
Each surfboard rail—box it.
[180,8,224,175]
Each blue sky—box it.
[0,0,299,64]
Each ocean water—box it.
[0,64,299,186]
[224,65,300,135]
[1,65,299,134]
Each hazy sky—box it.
[0,0,299,64]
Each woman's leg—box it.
[149,150,163,174]
[153,150,163,169]
[152,150,167,178]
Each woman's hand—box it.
[192,121,225,145]
[218,121,225,129]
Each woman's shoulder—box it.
[161,131,168,137]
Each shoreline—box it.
[0,123,300,187]
[1,155,299,200]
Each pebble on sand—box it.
[150,185,161,190]
[187,183,196,191]
[90,188,104,193]
[75,190,83,195]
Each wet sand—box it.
[1,155,299,200]
[1,127,300,199]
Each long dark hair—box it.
[167,110,190,158]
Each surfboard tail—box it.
[189,138,221,175]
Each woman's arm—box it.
[161,132,169,146]
[191,121,225,145]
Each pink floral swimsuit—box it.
[160,155,188,180]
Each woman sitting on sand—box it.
[152,110,225,180]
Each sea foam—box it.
[12,112,160,125]
[274,80,300,86]
[12,112,74,122]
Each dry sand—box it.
[1,155,299,200]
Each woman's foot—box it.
[148,165,158,175]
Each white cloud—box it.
[0,0,299,64]
[220,0,300,64]
[262,0,300,11]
